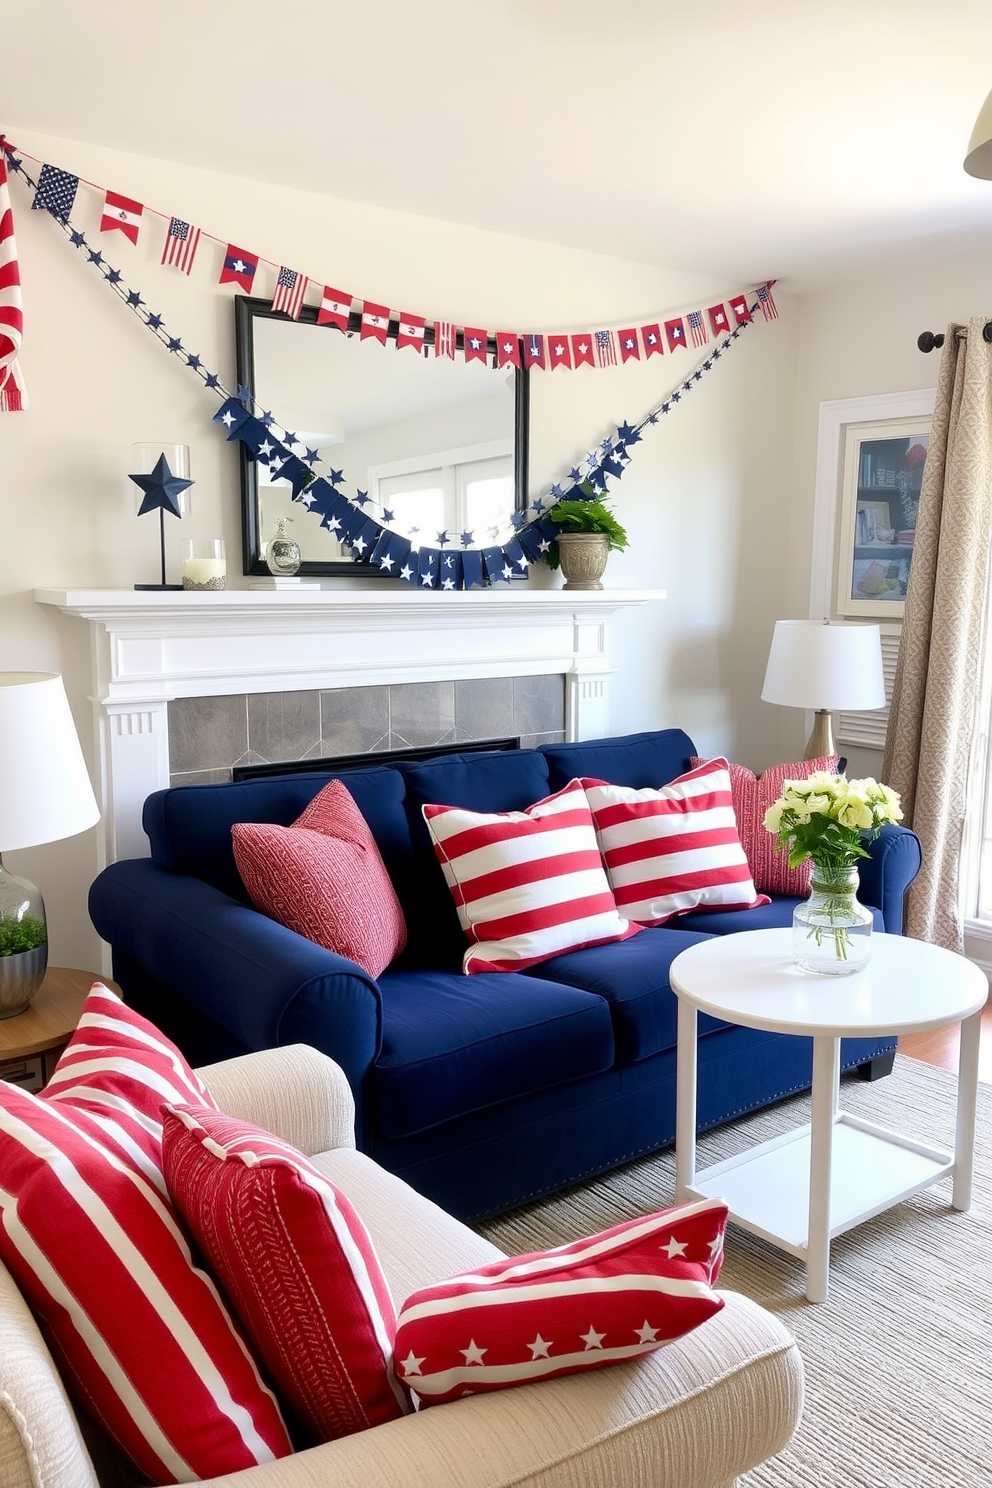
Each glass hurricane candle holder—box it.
[130,443,192,591]
[181,539,226,591]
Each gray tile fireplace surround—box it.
[168,675,566,786]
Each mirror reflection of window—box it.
[463,467,514,538]
[372,445,512,539]
[378,469,445,535]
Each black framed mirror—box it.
[235,297,530,577]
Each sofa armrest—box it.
[856,822,923,934]
[197,1045,357,1154]
[88,860,383,1093]
[193,1291,801,1488]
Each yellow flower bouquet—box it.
[764,773,903,973]
[763,772,902,870]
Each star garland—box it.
[5,141,763,590]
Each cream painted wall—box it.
[785,245,992,774]
[1,126,799,973]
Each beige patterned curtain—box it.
[883,317,992,950]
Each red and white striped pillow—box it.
[161,1102,411,1447]
[0,983,292,1484]
[394,1197,728,1405]
[232,778,407,977]
[691,754,839,897]
[422,778,640,973]
[582,759,769,925]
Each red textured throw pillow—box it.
[422,778,640,974]
[394,1197,728,1405]
[582,759,769,925]
[161,1102,411,1446]
[232,778,406,977]
[691,755,839,896]
[0,984,292,1484]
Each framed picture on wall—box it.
[835,415,932,618]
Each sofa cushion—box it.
[582,762,768,925]
[393,1197,727,1405]
[373,967,615,1137]
[0,984,292,1484]
[691,754,840,897]
[422,780,639,973]
[398,749,554,965]
[541,729,697,793]
[232,780,407,977]
[530,927,729,1063]
[144,765,413,906]
[162,1103,411,1447]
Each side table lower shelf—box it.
[0,1053,47,1093]
[0,967,112,1091]
[685,1114,953,1258]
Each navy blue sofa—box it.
[88,729,922,1221]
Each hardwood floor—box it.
[898,993,992,1082]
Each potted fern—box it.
[545,487,629,590]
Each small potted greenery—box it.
[545,486,629,590]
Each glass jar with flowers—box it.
[763,773,903,975]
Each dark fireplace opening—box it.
[232,735,521,783]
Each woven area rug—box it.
[478,1056,992,1488]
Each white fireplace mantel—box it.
[36,586,665,866]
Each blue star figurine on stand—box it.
[128,452,195,590]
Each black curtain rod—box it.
[918,324,992,352]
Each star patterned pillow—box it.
[393,1197,728,1405]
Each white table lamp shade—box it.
[761,621,886,712]
[964,85,992,179]
[0,673,100,852]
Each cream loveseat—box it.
[0,1044,804,1488]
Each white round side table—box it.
[670,928,988,1303]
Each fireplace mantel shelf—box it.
[36,585,665,867]
[36,587,664,628]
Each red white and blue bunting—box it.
[2,138,776,588]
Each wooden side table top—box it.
[0,966,115,1061]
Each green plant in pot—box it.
[545,485,629,590]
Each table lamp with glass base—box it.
[0,673,100,1018]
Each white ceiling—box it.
[7,0,992,291]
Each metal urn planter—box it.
[556,532,611,590]
[0,942,48,1019]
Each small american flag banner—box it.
[31,163,78,221]
[161,217,201,275]
[757,283,778,321]
[434,320,455,358]
[687,310,708,348]
[595,329,617,367]
[272,266,308,320]
[0,148,26,410]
